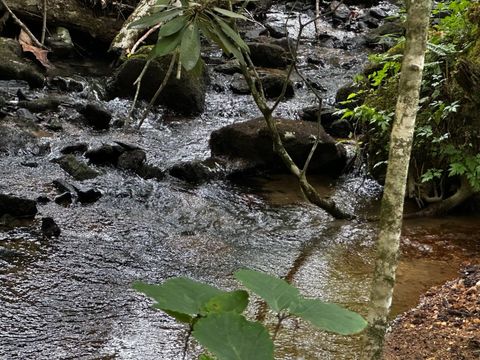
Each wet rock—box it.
[50,76,84,92]
[41,217,61,237]
[366,19,405,47]
[299,106,342,129]
[54,192,72,206]
[361,15,380,28]
[369,7,387,19]
[20,161,39,168]
[36,195,50,204]
[108,54,207,115]
[230,71,294,99]
[136,164,165,181]
[117,149,146,171]
[75,187,102,204]
[0,194,37,218]
[46,27,75,58]
[17,96,64,113]
[55,154,100,181]
[331,1,351,21]
[60,142,89,155]
[247,42,289,68]
[79,102,111,130]
[261,23,288,39]
[210,118,347,176]
[335,81,367,109]
[16,108,38,122]
[214,61,241,75]
[0,38,45,88]
[169,158,224,184]
[329,118,352,138]
[85,144,125,166]
[45,118,63,131]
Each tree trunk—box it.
[5,0,124,43]
[362,0,432,358]
[404,177,475,218]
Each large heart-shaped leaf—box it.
[180,22,201,71]
[133,278,223,316]
[290,298,367,335]
[193,313,274,360]
[201,290,249,315]
[234,269,300,312]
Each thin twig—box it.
[136,52,177,129]
[130,22,161,55]
[41,0,47,44]
[124,58,152,128]
[0,0,47,49]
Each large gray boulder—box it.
[210,118,347,176]
[107,54,207,115]
[0,38,44,88]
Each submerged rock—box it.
[41,217,61,237]
[117,149,146,171]
[168,158,224,184]
[85,144,124,166]
[0,38,45,88]
[230,70,294,99]
[0,194,37,218]
[55,154,100,181]
[247,42,289,68]
[108,54,207,115]
[210,118,347,176]
[79,102,112,130]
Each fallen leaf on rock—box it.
[18,29,52,69]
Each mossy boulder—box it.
[210,118,347,176]
[0,38,44,88]
[107,54,207,115]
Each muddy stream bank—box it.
[1,3,479,360]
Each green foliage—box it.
[134,270,367,360]
[193,313,274,360]
[128,0,250,73]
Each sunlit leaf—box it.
[290,298,367,335]
[159,15,188,37]
[129,8,182,29]
[213,7,248,20]
[180,22,201,71]
[234,269,300,312]
[193,313,274,360]
[201,290,249,315]
[133,278,223,316]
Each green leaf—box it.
[213,7,248,20]
[133,278,223,316]
[193,313,274,360]
[164,309,193,324]
[290,298,367,335]
[180,22,201,71]
[129,8,182,29]
[212,15,249,52]
[234,269,300,312]
[208,22,245,65]
[201,290,249,315]
[199,354,216,360]
[153,30,184,57]
[159,15,188,37]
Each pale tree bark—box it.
[362,0,432,358]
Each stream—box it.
[1,3,480,360]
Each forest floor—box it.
[384,263,480,360]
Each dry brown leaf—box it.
[18,29,52,69]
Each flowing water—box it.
[1,4,480,360]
